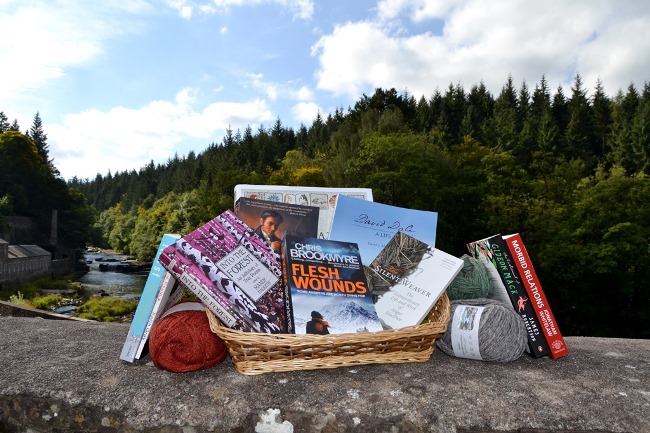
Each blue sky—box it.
[2,0,650,181]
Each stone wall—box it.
[0,315,648,433]
[0,251,51,287]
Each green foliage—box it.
[76,297,138,322]
[8,291,31,308]
[31,294,63,310]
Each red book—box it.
[503,233,568,359]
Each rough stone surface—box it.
[0,315,648,433]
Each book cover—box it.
[366,231,464,329]
[120,233,180,363]
[503,233,569,359]
[235,196,320,255]
[282,234,384,334]
[328,194,438,265]
[158,210,288,334]
[467,234,550,358]
[233,184,373,239]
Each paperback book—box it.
[235,196,319,254]
[467,234,550,358]
[120,233,180,363]
[329,194,438,265]
[158,210,288,334]
[233,184,373,239]
[503,233,569,359]
[282,234,383,334]
[366,231,464,329]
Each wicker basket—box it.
[206,292,451,375]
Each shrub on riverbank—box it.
[76,297,138,322]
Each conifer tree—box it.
[0,111,10,133]
[565,74,595,164]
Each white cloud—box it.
[291,102,321,124]
[313,0,650,100]
[167,0,314,20]
[244,73,314,102]
[48,90,274,179]
[0,2,146,107]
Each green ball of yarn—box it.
[446,254,493,300]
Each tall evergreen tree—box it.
[0,111,10,133]
[564,74,596,165]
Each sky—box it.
[2,0,650,181]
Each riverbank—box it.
[0,248,149,321]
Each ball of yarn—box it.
[149,301,228,373]
[446,255,493,300]
[436,298,528,362]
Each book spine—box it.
[280,244,295,333]
[119,234,179,363]
[134,272,178,359]
[504,234,569,359]
[488,236,551,358]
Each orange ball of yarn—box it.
[149,301,228,373]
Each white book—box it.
[366,231,464,329]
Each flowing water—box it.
[78,251,149,298]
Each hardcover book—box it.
[235,196,319,255]
[233,184,373,239]
[120,233,180,363]
[467,234,551,358]
[328,194,438,265]
[282,234,384,334]
[158,210,288,334]
[366,231,464,329]
[502,233,569,359]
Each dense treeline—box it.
[11,73,650,339]
[0,113,98,251]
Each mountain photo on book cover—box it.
[283,235,384,334]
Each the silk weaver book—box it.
[366,231,464,329]
[282,235,383,334]
[158,210,288,334]
[120,233,180,363]
[233,184,373,239]
[329,194,439,265]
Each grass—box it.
[75,297,139,322]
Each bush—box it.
[31,293,63,310]
[76,297,138,322]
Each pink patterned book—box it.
[158,210,288,333]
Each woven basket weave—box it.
[206,292,451,375]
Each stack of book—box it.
[120,184,565,362]
[467,233,568,359]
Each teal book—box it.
[119,233,180,363]
[328,195,438,265]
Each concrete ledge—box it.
[0,316,648,433]
[0,300,90,321]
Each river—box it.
[78,250,149,298]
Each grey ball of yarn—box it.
[436,298,528,362]
[446,255,493,300]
